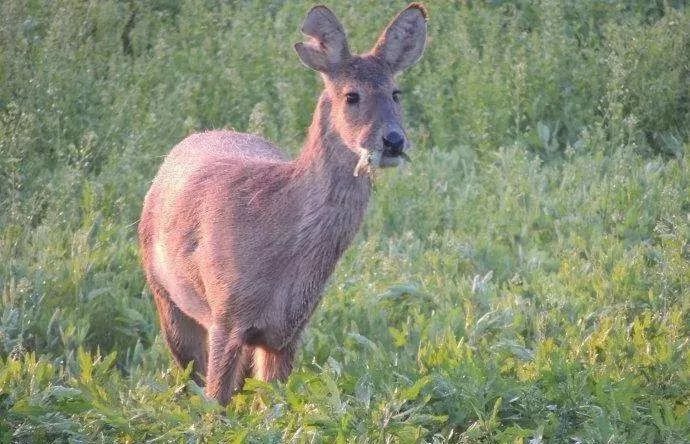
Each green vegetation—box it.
[1,0,689,442]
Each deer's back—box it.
[159,130,287,181]
[144,129,289,226]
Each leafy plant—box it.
[1,0,688,442]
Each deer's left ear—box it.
[371,3,428,74]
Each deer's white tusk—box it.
[353,148,384,177]
[353,148,371,177]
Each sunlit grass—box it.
[1,0,689,442]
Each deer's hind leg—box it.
[150,278,208,386]
[251,342,297,382]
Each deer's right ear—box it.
[294,5,350,73]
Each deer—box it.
[138,3,428,405]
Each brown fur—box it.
[138,3,427,405]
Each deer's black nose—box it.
[383,131,404,155]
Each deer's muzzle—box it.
[353,146,409,177]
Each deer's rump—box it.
[138,130,294,330]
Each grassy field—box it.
[1,0,689,442]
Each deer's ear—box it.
[372,3,428,74]
[294,5,350,73]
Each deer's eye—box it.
[345,92,360,105]
[392,90,402,103]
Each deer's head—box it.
[295,3,428,175]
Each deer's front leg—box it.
[205,324,251,405]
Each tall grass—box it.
[1,0,688,442]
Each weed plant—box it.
[1,0,689,442]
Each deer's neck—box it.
[294,93,371,211]
[273,93,370,319]
[286,92,371,268]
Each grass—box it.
[1,0,689,442]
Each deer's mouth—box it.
[382,146,401,158]
[380,147,411,166]
[353,147,409,177]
